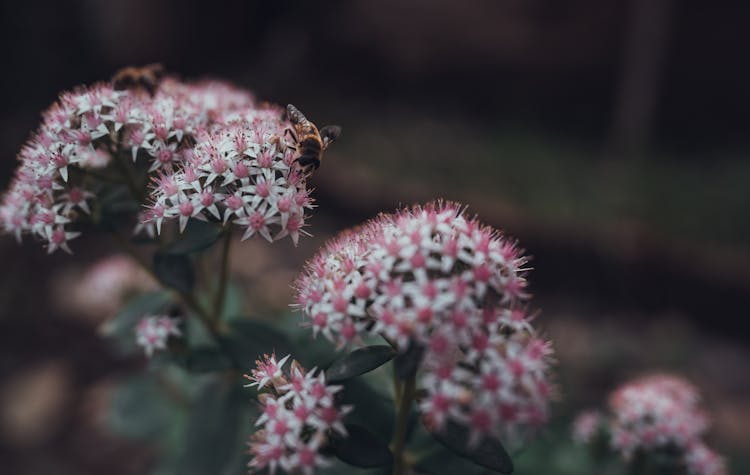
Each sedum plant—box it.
[1,66,558,474]
[572,374,727,475]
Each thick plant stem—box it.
[212,232,232,323]
[392,373,416,475]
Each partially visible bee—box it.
[111,63,165,96]
[285,104,341,170]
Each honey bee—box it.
[285,104,341,170]
[111,63,165,96]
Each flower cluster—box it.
[134,314,181,357]
[0,82,121,253]
[573,374,726,475]
[608,375,707,456]
[294,202,554,443]
[144,107,311,244]
[571,410,603,444]
[244,354,351,475]
[0,69,322,253]
[684,442,727,475]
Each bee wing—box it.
[320,125,342,146]
[286,104,307,124]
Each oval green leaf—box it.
[326,345,396,383]
[100,291,173,338]
[220,319,293,369]
[331,424,393,468]
[428,420,514,474]
[176,380,243,475]
[153,252,195,294]
[165,221,224,254]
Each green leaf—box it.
[325,345,395,383]
[427,420,514,474]
[184,347,234,373]
[165,221,224,254]
[339,377,395,440]
[393,342,424,380]
[175,379,244,475]
[219,319,293,369]
[330,424,393,468]
[414,448,488,475]
[107,375,178,440]
[100,291,173,338]
[219,283,245,322]
[153,252,195,294]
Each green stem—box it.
[110,231,219,336]
[212,232,232,323]
[391,373,416,475]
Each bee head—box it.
[319,125,342,148]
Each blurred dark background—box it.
[1,1,748,474]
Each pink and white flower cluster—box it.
[135,314,182,357]
[571,410,603,444]
[574,374,727,475]
[684,441,727,475]
[294,202,555,443]
[244,354,351,475]
[0,71,317,253]
[609,375,708,456]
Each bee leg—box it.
[284,127,298,143]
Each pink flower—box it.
[684,442,727,475]
[0,70,329,252]
[294,202,554,443]
[244,354,291,390]
[572,410,603,444]
[577,374,727,474]
[608,374,709,457]
[245,354,352,475]
[72,254,157,318]
[135,315,182,357]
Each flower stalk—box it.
[212,231,232,323]
[392,373,417,475]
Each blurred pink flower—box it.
[572,410,603,444]
[577,374,728,474]
[134,315,181,357]
[609,374,709,457]
[684,442,727,475]
[71,254,157,319]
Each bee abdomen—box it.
[300,137,322,154]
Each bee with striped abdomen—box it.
[111,63,165,96]
[285,104,341,171]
